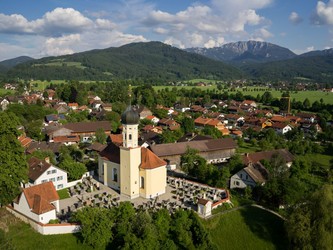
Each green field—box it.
[204,206,288,250]
[33,60,86,70]
[153,85,333,105]
[0,88,15,96]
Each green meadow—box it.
[204,206,288,250]
[153,85,333,105]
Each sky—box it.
[0,0,333,61]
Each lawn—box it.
[0,88,15,96]
[0,208,93,250]
[237,142,261,154]
[203,206,288,250]
[297,153,332,168]
[57,188,70,199]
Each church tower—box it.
[119,105,141,199]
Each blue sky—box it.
[0,0,333,61]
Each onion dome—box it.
[121,105,140,125]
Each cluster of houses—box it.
[5,87,319,234]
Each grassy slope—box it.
[1,205,288,250]
[204,206,288,250]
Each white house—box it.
[230,163,268,189]
[197,198,212,218]
[14,182,60,224]
[0,98,9,110]
[271,123,293,134]
[28,157,68,190]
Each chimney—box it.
[44,157,50,163]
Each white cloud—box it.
[313,0,333,25]
[42,34,81,56]
[143,1,270,48]
[306,46,315,52]
[0,0,276,60]
[289,12,303,24]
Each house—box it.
[18,135,33,148]
[242,100,257,108]
[46,121,112,143]
[150,138,237,168]
[45,89,56,100]
[13,182,60,224]
[98,105,167,199]
[230,162,268,189]
[158,118,180,131]
[145,115,160,124]
[53,103,68,114]
[242,149,294,167]
[0,97,10,110]
[194,116,226,133]
[68,103,78,110]
[135,105,153,119]
[101,103,112,112]
[197,198,212,217]
[174,103,190,113]
[27,157,68,190]
[45,114,66,125]
[270,122,293,134]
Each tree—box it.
[181,117,195,134]
[73,207,114,248]
[58,153,86,181]
[95,128,106,144]
[286,185,333,250]
[201,126,222,139]
[0,112,28,205]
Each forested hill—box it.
[5,42,243,82]
[240,54,333,83]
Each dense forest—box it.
[1,41,333,83]
[3,42,243,82]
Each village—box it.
[1,80,330,238]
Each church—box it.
[98,105,167,199]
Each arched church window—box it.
[140,176,144,189]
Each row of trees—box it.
[73,202,214,249]
[0,112,28,205]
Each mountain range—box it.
[185,41,296,64]
[1,41,333,83]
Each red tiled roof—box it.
[197,198,211,205]
[53,135,80,143]
[140,147,166,170]
[243,149,294,165]
[271,115,289,123]
[22,182,59,215]
[18,135,32,148]
[109,134,123,146]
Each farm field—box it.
[203,206,288,250]
[153,85,333,104]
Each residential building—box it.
[230,162,268,189]
[27,157,68,190]
[14,182,60,224]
